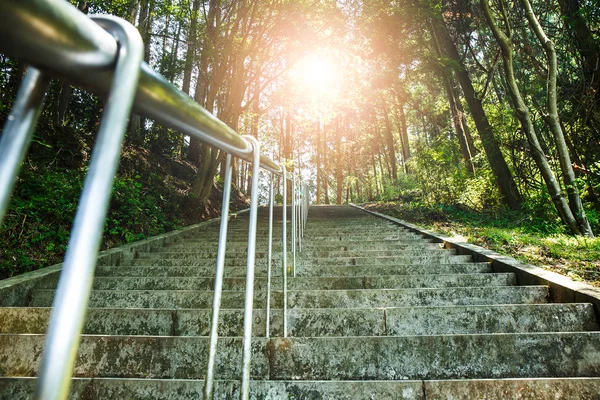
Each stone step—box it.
[422,378,600,399]
[33,273,517,291]
[298,254,473,266]
[6,377,597,399]
[0,378,425,400]
[94,262,493,277]
[177,238,436,246]
[194,227,409,236]
[159,241,440,252]
[2,333,599,380]
[135,248,455,259]
[29,286,548,309]
[7,303,590,337]
[0,334,269,380]
[268,333,600,380]
[384,303,599,335]
[127,254,471,267]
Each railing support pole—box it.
[292,174,296,277]
[240,136,261,400]
[0,68,49,226]
[281,164,288,338]
[35,16,143,400]
[298,181,303,252]
[203,153,233,399]
[265,172,274,338]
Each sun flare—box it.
[294,54,339,94]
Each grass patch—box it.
[363,201,600,286]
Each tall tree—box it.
[520,0,593,236]
[481,0,581,234]
[430,13,523,210]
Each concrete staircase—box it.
[1,205,600,399]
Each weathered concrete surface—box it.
[92,262,493,277]
[0,378,426,400]
[285,286,548,308]
[28,273,515,292]
[135,247,456,260]
[69,272,513,291]
[2,204,600,399]
[29,286,548,309]
[128,254,473,267]
[269,333,600,380]
[0,307,269,336]
[353,203,600,317]
[423,378,600,399]
[0,307,385,337]
[385,303,599,335]
[0,335,269,379]
[7,303,594,337]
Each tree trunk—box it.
[394,97,411,174]
[335,118,343,204]
[557,0,600,107]
[481,0,581,234]
[182,0,201,95]
[520,0,593,236]
[430,15,523,210]
[444,74,476,175]
[381,101,399,183]
[55,84,73,126]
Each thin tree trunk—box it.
[372,155,380,198]
[182,0,200,95]
[520,0,593,236]
[429,19,476,175]
[395,98,411,173]
[335,118,343,204]
[430,15,523,210]
[481,0,581,234]
[557,0,600,107]
[381,101,399,183]
[444,74,476,175]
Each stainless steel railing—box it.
[0,1,310,399]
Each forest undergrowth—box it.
[363,201,600,286]
[0,120,248,280]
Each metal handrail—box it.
[0,0,281,174]
[0,1,311,399]
[34,15,144,400]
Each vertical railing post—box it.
[298,180,303,252]
[203,153,233,399]
[35,16,143,400]
[0,68,49,226]
[239,136,261,400]
[281,163,288,338]
[265,172,274,338]
[292,174,296,277]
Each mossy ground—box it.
[363,201,600,286]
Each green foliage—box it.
[0,143,192,279]
[106,175,172,244]
[405,136,468,206]
[0,168,85,278]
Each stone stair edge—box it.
[350,203,600,316]
[4,377,599,400]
